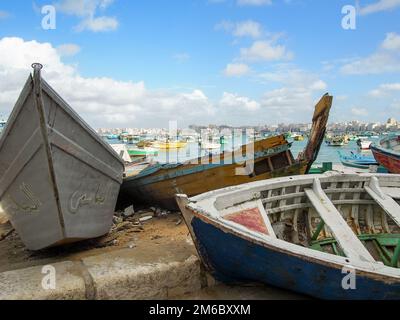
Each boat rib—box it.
[305,178,375,263]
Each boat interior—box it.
[381,136,400,152]
[210,174,400,268]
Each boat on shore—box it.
[0,64,124,250]
[118,93,333,210]
[371,135,400,173]
[357,138,372,150]
[338,151,378,169]
[176,172,400,299]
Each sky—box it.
[0,0,400,128]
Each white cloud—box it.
[351,107,369,116]
[341,32,400,74]
[173,53,190,62]
[259,67,326,89]
[56,44,81,57]
[0,37,327,127]
[240,40,293,62]
[256,66,328,121]
[233,21,263,38]
[381,32,400,50]
[224,63,250,77]
[215,20,263,39]
[359,0,400,15]
[0,37,216,128]
[309,80,327,91]
[219,92,260,111]
[369,83,400,97]
[237,0,272,6]
[76,16,118,32]
[56,0,118,32]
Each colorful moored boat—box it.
[127,147,158,157]
[371,135,400,173]
[338,151,378,169]
[177,172,400,299]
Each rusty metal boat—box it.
[177,172,400,299]
[119,94,333,210]
[0,64,124,250]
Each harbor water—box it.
[107,135,381,165]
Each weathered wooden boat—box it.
[0,64,124,250]
[118,94,332,210]
[371,135,400,173]
[338,151,378,169]
[176,172,400,299]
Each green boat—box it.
[128,147,158,157]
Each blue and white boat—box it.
[177,172,400,299]
[338,151,378,169]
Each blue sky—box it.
[0,0,400,128]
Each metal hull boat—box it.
[119,94,333,210]
[371,135,400,173]
[0,64,124,250]
[177,173,400,299]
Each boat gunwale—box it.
[371,135,400,158]
[184,172,400,280]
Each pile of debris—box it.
[96,206,181,249]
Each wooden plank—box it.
[305,178,375,263]
[255,199,276,238]
[365,177,400,227]
[381,187,400,199]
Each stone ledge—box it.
[82,251,203,300]
[0,261,86,300]
[0,247,207,300]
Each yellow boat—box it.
[294,135,305,141]
[119,94,333,210]
[152,140,187,149]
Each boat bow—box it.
[297,93,333,172]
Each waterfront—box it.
[107,135,382,165]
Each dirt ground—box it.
[0,209,191,273]
[0,209,307,300]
